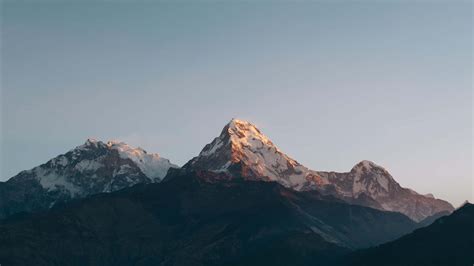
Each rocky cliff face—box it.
[184,119,454,221]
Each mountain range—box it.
[0,118,467,266]
[0,119,453,222]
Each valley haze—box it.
[0,119,471,265]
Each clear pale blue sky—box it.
[1,1,472,206]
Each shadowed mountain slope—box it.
[347,203,474,266]
[0,170,418,266]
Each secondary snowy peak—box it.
[68,139,178,181]
[351,160,386,172]
[10,139,178,197]
[185,119,326,190]
[1,139,178,219]
[320,160,454,221]
[350,160,396,198]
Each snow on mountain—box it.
[184,119,454,221]
[320,160,455,221]
[106,140,178,181]
[0,120,455,222]
[0,139,178,219]
[53,138,176,192]
[350,160,392,198]
[185,119,327,190]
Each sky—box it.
[1,0,472,207]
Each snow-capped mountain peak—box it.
[350,160,395,198]
[1,139,179,219]
[225,119,298,165]
[227,118,275,148]
[186,118,326,189]
[351,160,386,173]
[184,119,454,222]
[8,139,178,202]
[77,138,102,149]
[198,119,279,157]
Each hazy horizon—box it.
[1,1,472,207]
